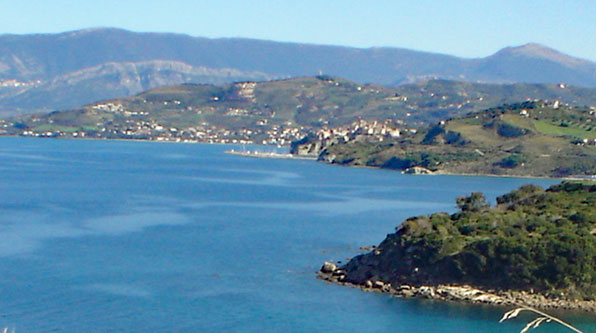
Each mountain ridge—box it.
[2,28,596,114]
[0,60,275,116]
[2,28,593,63]
[495,43,592,67]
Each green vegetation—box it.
[381,152,439,170]
[317,101,596,178]
[6,77,596,143]
[495,153,526,168]
[496,122,528,138]
[343,182,596,300]
[533,120,596,140]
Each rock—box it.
[318,260,596,311]
[320,153,337,163]
[332,269,345,276]
[418,286,436,298]
[472,294,501,303]
[373,281,385,289]
[404,166,434,174]
[321,261,337,273]
[401,289,415,297]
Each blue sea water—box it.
[0,137,593,332]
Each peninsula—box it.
[294,100,596,178]
[319,182,596,311]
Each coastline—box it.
[224,149,316,160]
[317,265,596,312]
[313,157,593,181]
[2,134,592,181]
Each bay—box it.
[0,137,593,332]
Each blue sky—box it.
[2,0,596,61]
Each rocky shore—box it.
[318,262,596,312]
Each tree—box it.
[456,192,490,212]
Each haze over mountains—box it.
[1,27,596,115]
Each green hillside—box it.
[317,101,596,178]
[4,77,596,146]
[341,182,596,301]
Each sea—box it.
[0,137,593,332]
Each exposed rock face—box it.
[0,60,275,113]
[5,28,596,117]
[290,133,346,158]
[404,166,434,174]
[320,261,338,274]
[319,153,337,164]
[290,119,404,159]
[290,137,328,157]
[318,266,596,311]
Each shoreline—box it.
[224,149,316,160]
[317,265,596,312]
[1,134,592,181]
[312,157,593,181]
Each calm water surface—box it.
[0,137,593,332]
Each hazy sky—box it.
[2,0,596,61]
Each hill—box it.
[319,182,596,310]
[2,28,596,114]
[307,100,596,178]
[0,60,273,116]
[4,77,596,146]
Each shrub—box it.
[456,192,490,212]
[421,125,445,145]
[495,154,526,168]
[497,122,527,137]
[381,152,442,170]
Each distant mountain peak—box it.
[514,42,551,51]
[2,29,596,115]
[495,43,590,67]
[60,27,130,38]
[511,43,567,57]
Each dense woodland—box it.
[343,182,596,300]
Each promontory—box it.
[319,182,596,311]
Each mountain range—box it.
[2,28,596,115]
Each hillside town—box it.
[11,119,307,146]
[1,107,412,148]
[290,119,411,156]
[311,119,405,143]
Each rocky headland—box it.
[318,182,596,312]
[318,262,596,311]
[293,101,596,179]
